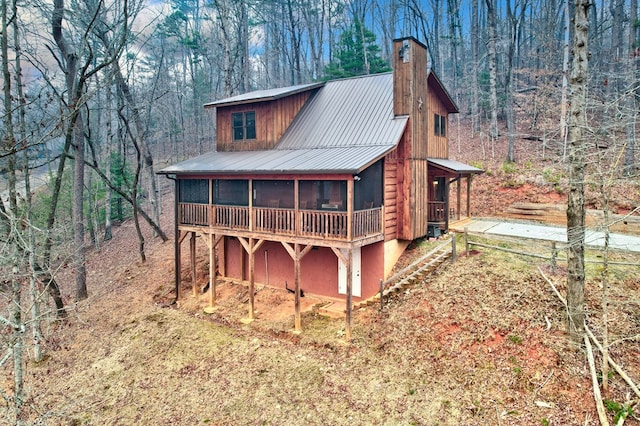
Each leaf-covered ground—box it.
[19,213,639,425]
[7,125,640,425]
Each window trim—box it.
[434,113,446,137]
[232,111,257,141]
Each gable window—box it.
[232,111,256,141]
[434,114,446,137]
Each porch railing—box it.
[428,201,446,223]
[214,205,249,230]
[352,207,382,238]
[253,207,296,235]
[178,202,382,241]
[179,203,209,226]
[300,209,347,239]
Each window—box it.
[232,111,256,141]
[434,114,446,137]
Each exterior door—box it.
[338,247,361,297]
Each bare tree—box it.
[566,0,590,345]
[485,0,499,141]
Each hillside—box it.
[13,126,640,425]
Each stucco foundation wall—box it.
[222,237,385,300]
[360,241,385,299]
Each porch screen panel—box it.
[179,179,209,204]
[214,180,249,206]
[253,180,294,208]
[354,159,383,210]
[298,181,319,210]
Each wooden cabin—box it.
[159,37,482,335]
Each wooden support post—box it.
[248,238,255,320]
[464,227,469,254]
[451,233,457,262]
[347,180,354,240]
[208,234,216,307]
[551,241,557,273]
[175,231,181,301]
[281,242,312,333]
[190,232,197,297]
[456,176,462,220]
[379,278,384,311]
[294,243,301,331]
[466,175,472,218]
[346,248,353,341]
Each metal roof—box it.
[203,82,324,108]
[277,73,405,149]
[158,145,398,175]
[428,158,484,174]
[161,73,409,175]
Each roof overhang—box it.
[158,144,400,177]
[427,71,459,114]
[204,82,325,109]
[428,158,484,174]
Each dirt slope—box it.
[15,126,640,425]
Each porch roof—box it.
[428,158,484,174]
[158,144,399,175]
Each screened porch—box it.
[177,171,384,242]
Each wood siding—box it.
[216,91,313,151]
[384,151,399,240]
[393,38,429,160]
[411,159,429,238]
[427,92,450,159]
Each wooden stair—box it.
[318,239,453,317]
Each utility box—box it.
[427,224,441,238]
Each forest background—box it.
[1,0,639,423]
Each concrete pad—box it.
[458,218,640,253]
[485,222,566,243]
[457,219,501,233]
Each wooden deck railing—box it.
[352,207,382,238]
[179,203,210,226]
[178,203,382,241]
[213,205,249,230]
[253,207,296,235]
[428,201,446,223]
[299,210,348,239]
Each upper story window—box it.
[434,114,446,137]
[232,111,256,141]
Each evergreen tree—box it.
[323,20,390,80]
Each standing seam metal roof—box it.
[160,73,408,175]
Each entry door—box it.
[338,247,361,297]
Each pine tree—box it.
[323,20,390,80]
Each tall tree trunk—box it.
[2,2,24,421]
[560,0,570,142]
[12,0,44,362]
[104,86,113,241]
[471,0,480,134]
[485,0,499,141]
[52,0,88,300]
[73,114,88,300]
[624,0,638,175]
[566,0,590,345]
[505,0,517,163]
